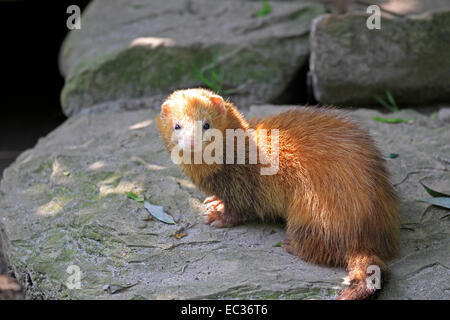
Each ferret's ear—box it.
[210,95,224,113]
[160,103,170,119]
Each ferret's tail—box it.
[337,251,389,300]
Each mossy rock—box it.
[59,0,326,116]
[310,9,450,107]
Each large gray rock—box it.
[59,0,325,116]
[310,9,450,107]
[0,102,449,299]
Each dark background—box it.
[0,0,91,177]
[0,0,91,299]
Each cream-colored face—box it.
[159,88,225,155]
[170,117,212,153]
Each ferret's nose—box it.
[184,136,195,149]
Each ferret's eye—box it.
[203,122,210,130]
[174,124,181,130]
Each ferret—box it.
[156,88,400,300]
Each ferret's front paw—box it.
[203,196,224,211]
[203,196,234,228]
[203,195,218,204]
[203,210,233,228]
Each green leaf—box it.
[374,95,395,112]
[273,241,281,247]
[372,116,413,124]
[144,201,176,224]
[430,112,438,119]
[195,69,213,89]
[420,182,450,198]
[388,153,399,159]
[126,191,145,202]
[419,197,450,210]
[63,171,71,176]
[256,0,272,17]
[385,91,399,111]
[373,91,400,112]
[211,71,219,85]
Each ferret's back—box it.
[251,107,380,164]
[253,107,398,262]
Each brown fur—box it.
[156,88,400,300]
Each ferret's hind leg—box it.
[281,238,296,255]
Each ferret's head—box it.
[156,88,246,153]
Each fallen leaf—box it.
[173,232,187,239]
[144,201,176,224]
[255,0,271,17]
[419,198,450,210]
[126,191,145,202]
[388,153,399,159]
[372,116,413,124]
[420,182,450,198]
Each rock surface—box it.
[59,0,325,116]
[310,9,450,107]
[0,103,449,299]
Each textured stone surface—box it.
[438,107,450,122]
[0,102,449,299]
[59,0,325,116]
[310,9,450,107]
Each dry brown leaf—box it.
[173,232,187,239]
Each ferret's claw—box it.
[204,196,225,213]
[281,238,295,255]
[210,219,229,228]
[203,196,219,204]
[202,210,232,228]
[206,200,224,211]
[203,197,231,228]
[203,210,217,224]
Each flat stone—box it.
[0,103,449,299]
